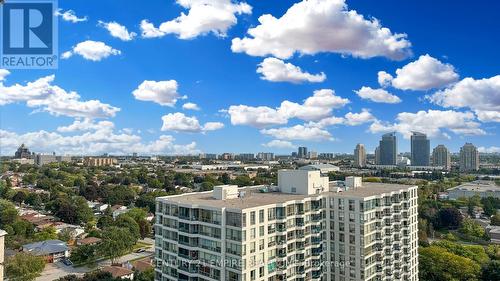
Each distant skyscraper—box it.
[14,144,32,159]
[375,146,380,165]
[298,146,308,158]
[460,143,479,171]
[411,132,430,166]
[432,145,451,170]
[379,133,397,165]
[354,143,366,167]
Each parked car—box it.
[62,259,73,266]
[135,248,145,253]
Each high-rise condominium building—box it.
[257,153,275,161]
[354,144,367,167]
[410,132,430,166]
[239,154,256,161]
[154,170,419,281]
[14,143,32,159]
[432,145,451,170]
[374,147,380,165]
[298,147,308,159]
[379,133,397,165]
[460,143,479,171]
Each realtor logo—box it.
[1,0,58,68]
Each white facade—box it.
[278,170,329,195]
[0,229,6,281]
[154,172,418,281]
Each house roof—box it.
[23,240,69,256]
[102,266,134,277]
[77,237,102,245]
[132,257,153,272]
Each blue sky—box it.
[1,0,499,156]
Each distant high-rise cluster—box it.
[354,143,366,167]
[364,134,480,171]
[460,143,480,171]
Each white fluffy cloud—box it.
[429,75,500,122]
[62,40,121,61]
[344,109,376,126]
[226,89,349,127]
[261,125,333,141]
[0,74,119,118]
[307,109,375,128]
[377,71,393,87]
[478,146,500,153]
[161,113,224,133]
[0,128,199,156]
[388,54,459,90]
[182,102,200,110]
[369,110,485,139]
[355,86,401,103]
[225,105,287,128]
[475,110,500,123]
[98,21,137,41]
[140,0,251,39]
[57,118,114,132]
[262,140,296,149]
[0,69,9,81]
[55,9,87,23]
[257,58,326,83]
[132,80,184,107]
[231,0,411,60]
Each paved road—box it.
[36,262,89,281]
[36,239,154,281]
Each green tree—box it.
[5,252,46,281]
[134,268,154,281]
[98,227,136,264]
[12,191,27,205]
[460,218,487,240]
[24,193,42,208]
[435,207,462,229]
[419,246,481,281]
[34,226,58,241]
[0,199,18,227]
[491,213,500,226]
[482,260,500,281]
[114,215,140,241]
[70,244,97,265]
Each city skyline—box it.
[1,0,500,156]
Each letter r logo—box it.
[2,1,53,54]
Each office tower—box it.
[460,143,479,171]
[410,132,430,166]
[154,170,419,281]
[14,144,32,159]
[354,143,367,167]
[257,153,274,161]
[432,145,451,170]
[298,147,308,158]
[374,146,380,165]
[379,133,397,165]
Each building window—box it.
[250,211,256,225]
